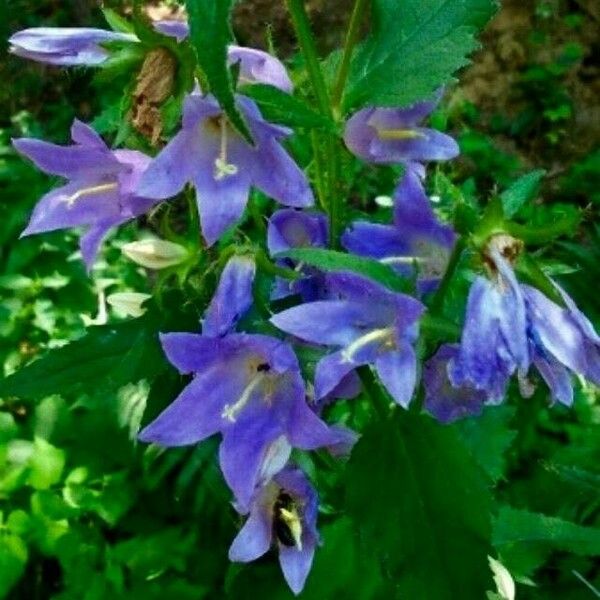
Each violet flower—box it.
[343,95,459,165]
[448,241,530,401]
[342,168,455,294]
[271,272,424,407]
[13,119,155,269]
[139,256,341,506]
[423,344,489,423]
[10,23,293,92]
[229,466,319,595]
[8,27,136,66]
[267,209,328,301]
[522,284,600,406]
[136,92,313,245]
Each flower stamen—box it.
[62,182,118,207]
[341,326,395,363]
[221,373,265,422]
[375,127,426,141]
[214,117,239,180]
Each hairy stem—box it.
[331,0,369,113]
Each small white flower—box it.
[122,238,188,270]
[106,292,151,318]
[488,556,516,600]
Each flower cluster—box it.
[9,12,600,595]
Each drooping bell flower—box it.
[139,256,342,506]
[343,93,459,165]
[423,344,489,423]
[13,120,156,269]
[8,27,137,66]
[448,235,530,401]
[229,466,319,595]
[267,209,328,301]
[271,272,424,407]
[342,167,455,294]
[522,283,600,406]
[136,92,313,245]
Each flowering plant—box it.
[3,1,599,597]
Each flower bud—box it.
[106,292,151,318]
[122,238,188,269]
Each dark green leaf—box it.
[186,0,252,142]
[239,84,337,132]
[0,317,165,400]
[345,411,493,599]
[277,248,412,293]
[493,507,600,556]
[500,169,546,218]
[344,0,497,110]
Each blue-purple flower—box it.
[448,238,529,401]
[13,119,155,268]
[136,92,313,245]
[139,256,341,506]
[522,283,600,406]
[342,168,455,294]
[423,344,489,423]
[271,272,424,407]
[8,27,136,66]
[268,209,328,301]
[343,95,459,165]
[229,466,319,595]
[450,234,600,406]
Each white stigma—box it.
[341,327,395,363]
[214,117,238,180]
[62,182,118,207]
[221,373,265,423]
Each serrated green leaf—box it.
[344,0,497,110]
[455,405,516,481]
[0,317,165,400]
[345,411,493,599]
[500,170,546,218]
[493,507,600,556]
[239,84,337,132]
[186,0,252,142]
[277,248,412,293]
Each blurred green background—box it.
[0,1,599,598]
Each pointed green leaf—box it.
[0,318,165,400]
[185,0,252,142]
[500,170,546,218]
[277,248,412,293]
[344,0,497,110]
[239,84,337,132]
[493,507,600,556]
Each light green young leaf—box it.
[344,0,497,110]
[27,437,65,490]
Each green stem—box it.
[285,0,331,117]
[331,0,369,113]
[327,137,341,248]
[429,237,466,314]
[358,366,390,420]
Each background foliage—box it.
[1,1,599,598]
